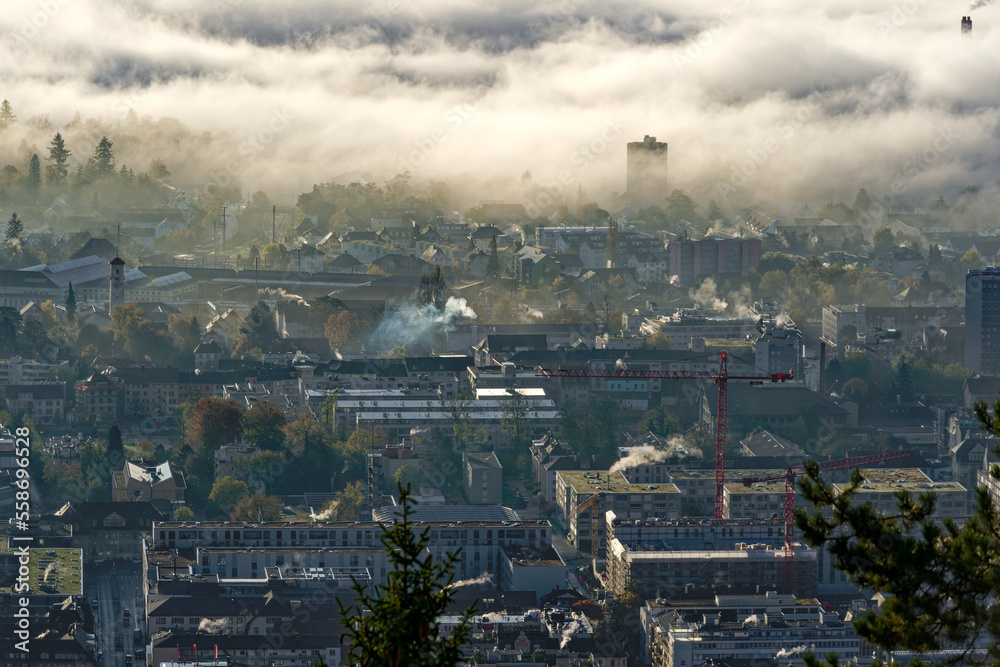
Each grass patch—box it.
[0,546,83,596]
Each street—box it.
[85,560,145,667]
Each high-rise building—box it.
[965,268,1000,374]
[667,237,761,286]
[627,135,668,208]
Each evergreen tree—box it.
[107,425,124,467]
[797,393,1000,665]
[4,213,23,243]
[605,217,621,267]
[26,154,41,192]
[706,199,724,224]
[486,235,500,278]
[338,482,475,667]
[0,100,14,128]
[91,136,115,178]
[65,282,76,324]
[664,189,699,225]
[188,316,201,341]
[47,132,71,182]
[852,187,872,220]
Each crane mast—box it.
[742,449,914,592]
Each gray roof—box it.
[465,451,502,469]
[739,430,807,458]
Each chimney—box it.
[962,16,972,33]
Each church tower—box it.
[109,255,125,311]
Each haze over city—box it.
[3,0,1000,208]
[4,2,1000,666]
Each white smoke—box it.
[560,619,583,649]
[198,618,228,633]
[259,287,307,305]
[43,562,56,583]
[612,437,701,472]
[669,435,702,458]
[449,572,494,590]
[669,275,681,287]
[726,285,755,317]
[610,446,670,472]
[310,499,338,521]
[743,614,762,624]
[776,645,810,659]
[690,278,727,311]
[774,312,793,327]
[369,296,476,352]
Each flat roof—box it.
[373,505,519,523]
[558,470,680,495]
[155,519,550,529]
[475,387,547,398]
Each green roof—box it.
[0,546,83,596]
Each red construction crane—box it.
[537,350,793,519]
[741,448,914,592]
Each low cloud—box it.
[0,1,998,212]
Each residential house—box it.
[739,430,807,459]
[460,249,490,276]
[53,500,165,561]
[464,451,503,504]
[291,244,325,273]
[420,245,452,267]
[1,382,66,424]
[74,372,124,423]
[112,366,181,418]
[111,460,186,503]
[370,253,433,275]
[194,339,224,370]
[869,245,925,276]
[472,334,549,366]
[327,252,363,273]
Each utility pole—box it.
[272,205,276,243]
[221,203,227,253]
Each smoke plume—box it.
[310,499,339,521]
[773,312,794,327]
[560,618,583,648]
[776,645,809,659]
[448,572,494,589]
[369,296,476,351]
[612,436,702,474]
[259,287,307,305]
[726,285,755,317]
[198,618,228,633]
[43,562,55,583]
[690,278,727,311]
